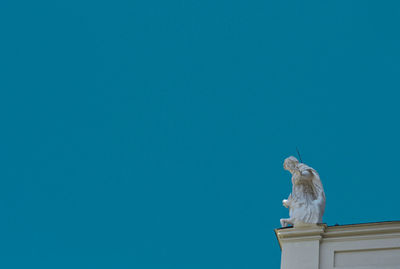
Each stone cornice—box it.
[323,221,400,242]
[275,224,326,249]
[275,221,400,249]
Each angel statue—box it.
[280,156,326,227]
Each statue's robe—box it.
[287,163,326,224]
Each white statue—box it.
[280,156,326,227]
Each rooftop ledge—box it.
[275,221,400,249]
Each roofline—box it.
[274,221,400,250]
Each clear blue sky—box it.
[1,0,400,268]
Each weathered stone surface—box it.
[280,156,325,227]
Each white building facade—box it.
[275,221,400,269]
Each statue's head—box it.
[283,156,299,172]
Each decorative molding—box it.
[275,221,400,250]
[275,224,326,249]
[324,221,400,239]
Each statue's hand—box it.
[282,199,290,208]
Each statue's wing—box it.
[298,163,325,200]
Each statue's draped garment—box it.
[287,163,325,224]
